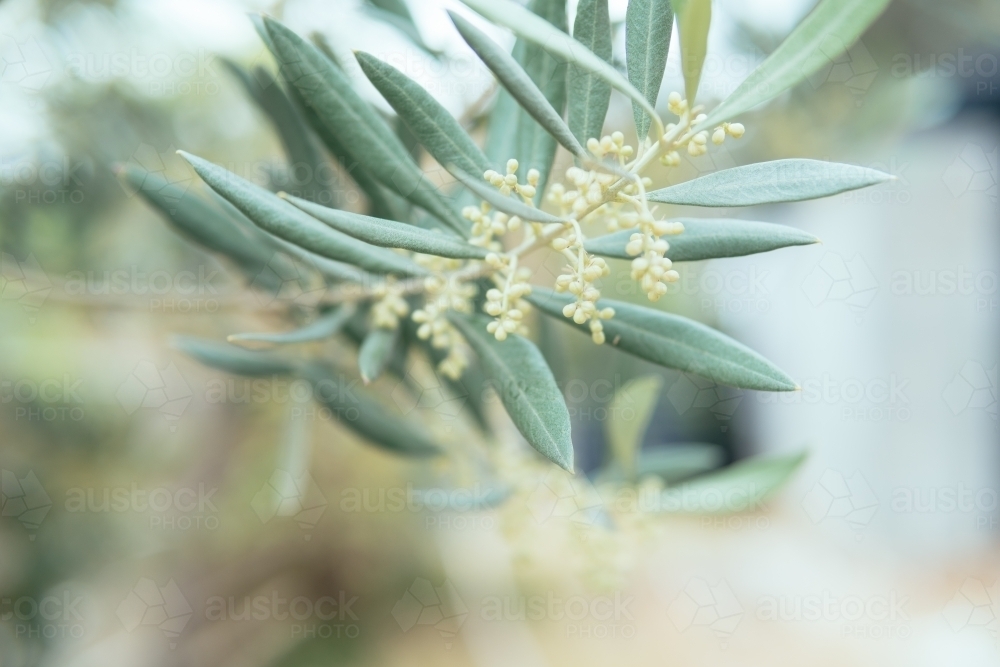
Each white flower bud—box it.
[712,128,726,145]
[506,158,519,174]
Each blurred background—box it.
[0,0,998,665]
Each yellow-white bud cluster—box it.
[547,167,616,217]
[484,159,540,201]
[586,131,634,162]
[463,202,520,249]
[711,121,745,146]
[626,216,684,302]
[371,280,410,329]
[411,266,477,380]
[555,254,613,344]
[484,266,532,342]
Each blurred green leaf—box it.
[356,52,493,177]
[363,0,440,57]
[173,337,299,377]
[228,306,354,347]
[448,168,565,224]
[450,313,573,470]
[459,0,660,128]
[284,194,488,260]
[605,374,662,478]
[584,217,819,261]
[647,159,892,207]
[261,17,468,234]
[180,151,426,276]
[596,443,725,485]
[358,327,398,383]
[528,288,797,391]
[569,0,612,146]
[698,0,892,130]
[625,0,673,140]
[450,11,585,158]
[673,0,710,105]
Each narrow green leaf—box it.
[449,313,574,471]
[625,0,673,140]
[528,288,797,391]
[179,151,426,276]
[300,362,441,456]
[569,0,612,146]
[647,159,892,207]
[284,194,488,260]
[673,0,711,105]
[606,374,662,479]
[228,306,354,347]
[448,168,565,224]
[698,0,892,130]
[458,0,661,129]
[261,16,468,235]
[358,327,398,383]
[596,443,725,485]
[173,337,299,377]
[449,11,585,158]
[658,451,807,514]
[584,218,819,261]
[363,0,440,57]
[356,52,492,177]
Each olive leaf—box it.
[657,451,807,514]
[358,327,398,383]
[260,16,468,235]
[449,11,585,159]
[355,51,492,177]
[459,0,661,127]
[646,159,892,207]
[173,337,299,377]
[605,375,662,479]
[625,0,673,140]
[673,0,711,105]
[450,313,574,471]
[179,151,427,276]
[697,0,893,130]
[362,0,440,57]
[584,218,819,261]
[284,194,488,260]
[447,168,565,224]
[596,443,725,485]
[228,306,354,347]
[528,288,797,391]
[569,0,612,146]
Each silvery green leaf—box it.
[261,17,468,235]
[698,0,892,130]
[673,0,710,105]
[658,452,807,514]
[450,313,574,471]
[173,337,299,377]
[584,218,819,261]
[528,288,797,391]
[358,327,398,383]
[458,0,660,125]
[450,11,585,158]
[363,0,440,57]
[595,443,725,485]
[605,374,662,478]
[180,151,426,276]
[355,52,492,177]
[300,362,441,456]
[625,0,673,140]
[284,193,488,260]
[646,159,892,207]
[569,0,612,146]
[228,306,354,347]
[223,60,335,204]
[448,168,565,224]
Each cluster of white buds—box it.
[547,167,616,217]
[711,121,745,145]
[484,159,539,202]
[371,279,410,329]
[586,131,634,162]
[555,254,614,344]
[411,263,477,380]
[626,215,684,302]
[463,202,520,249]
[484,266,532,341]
